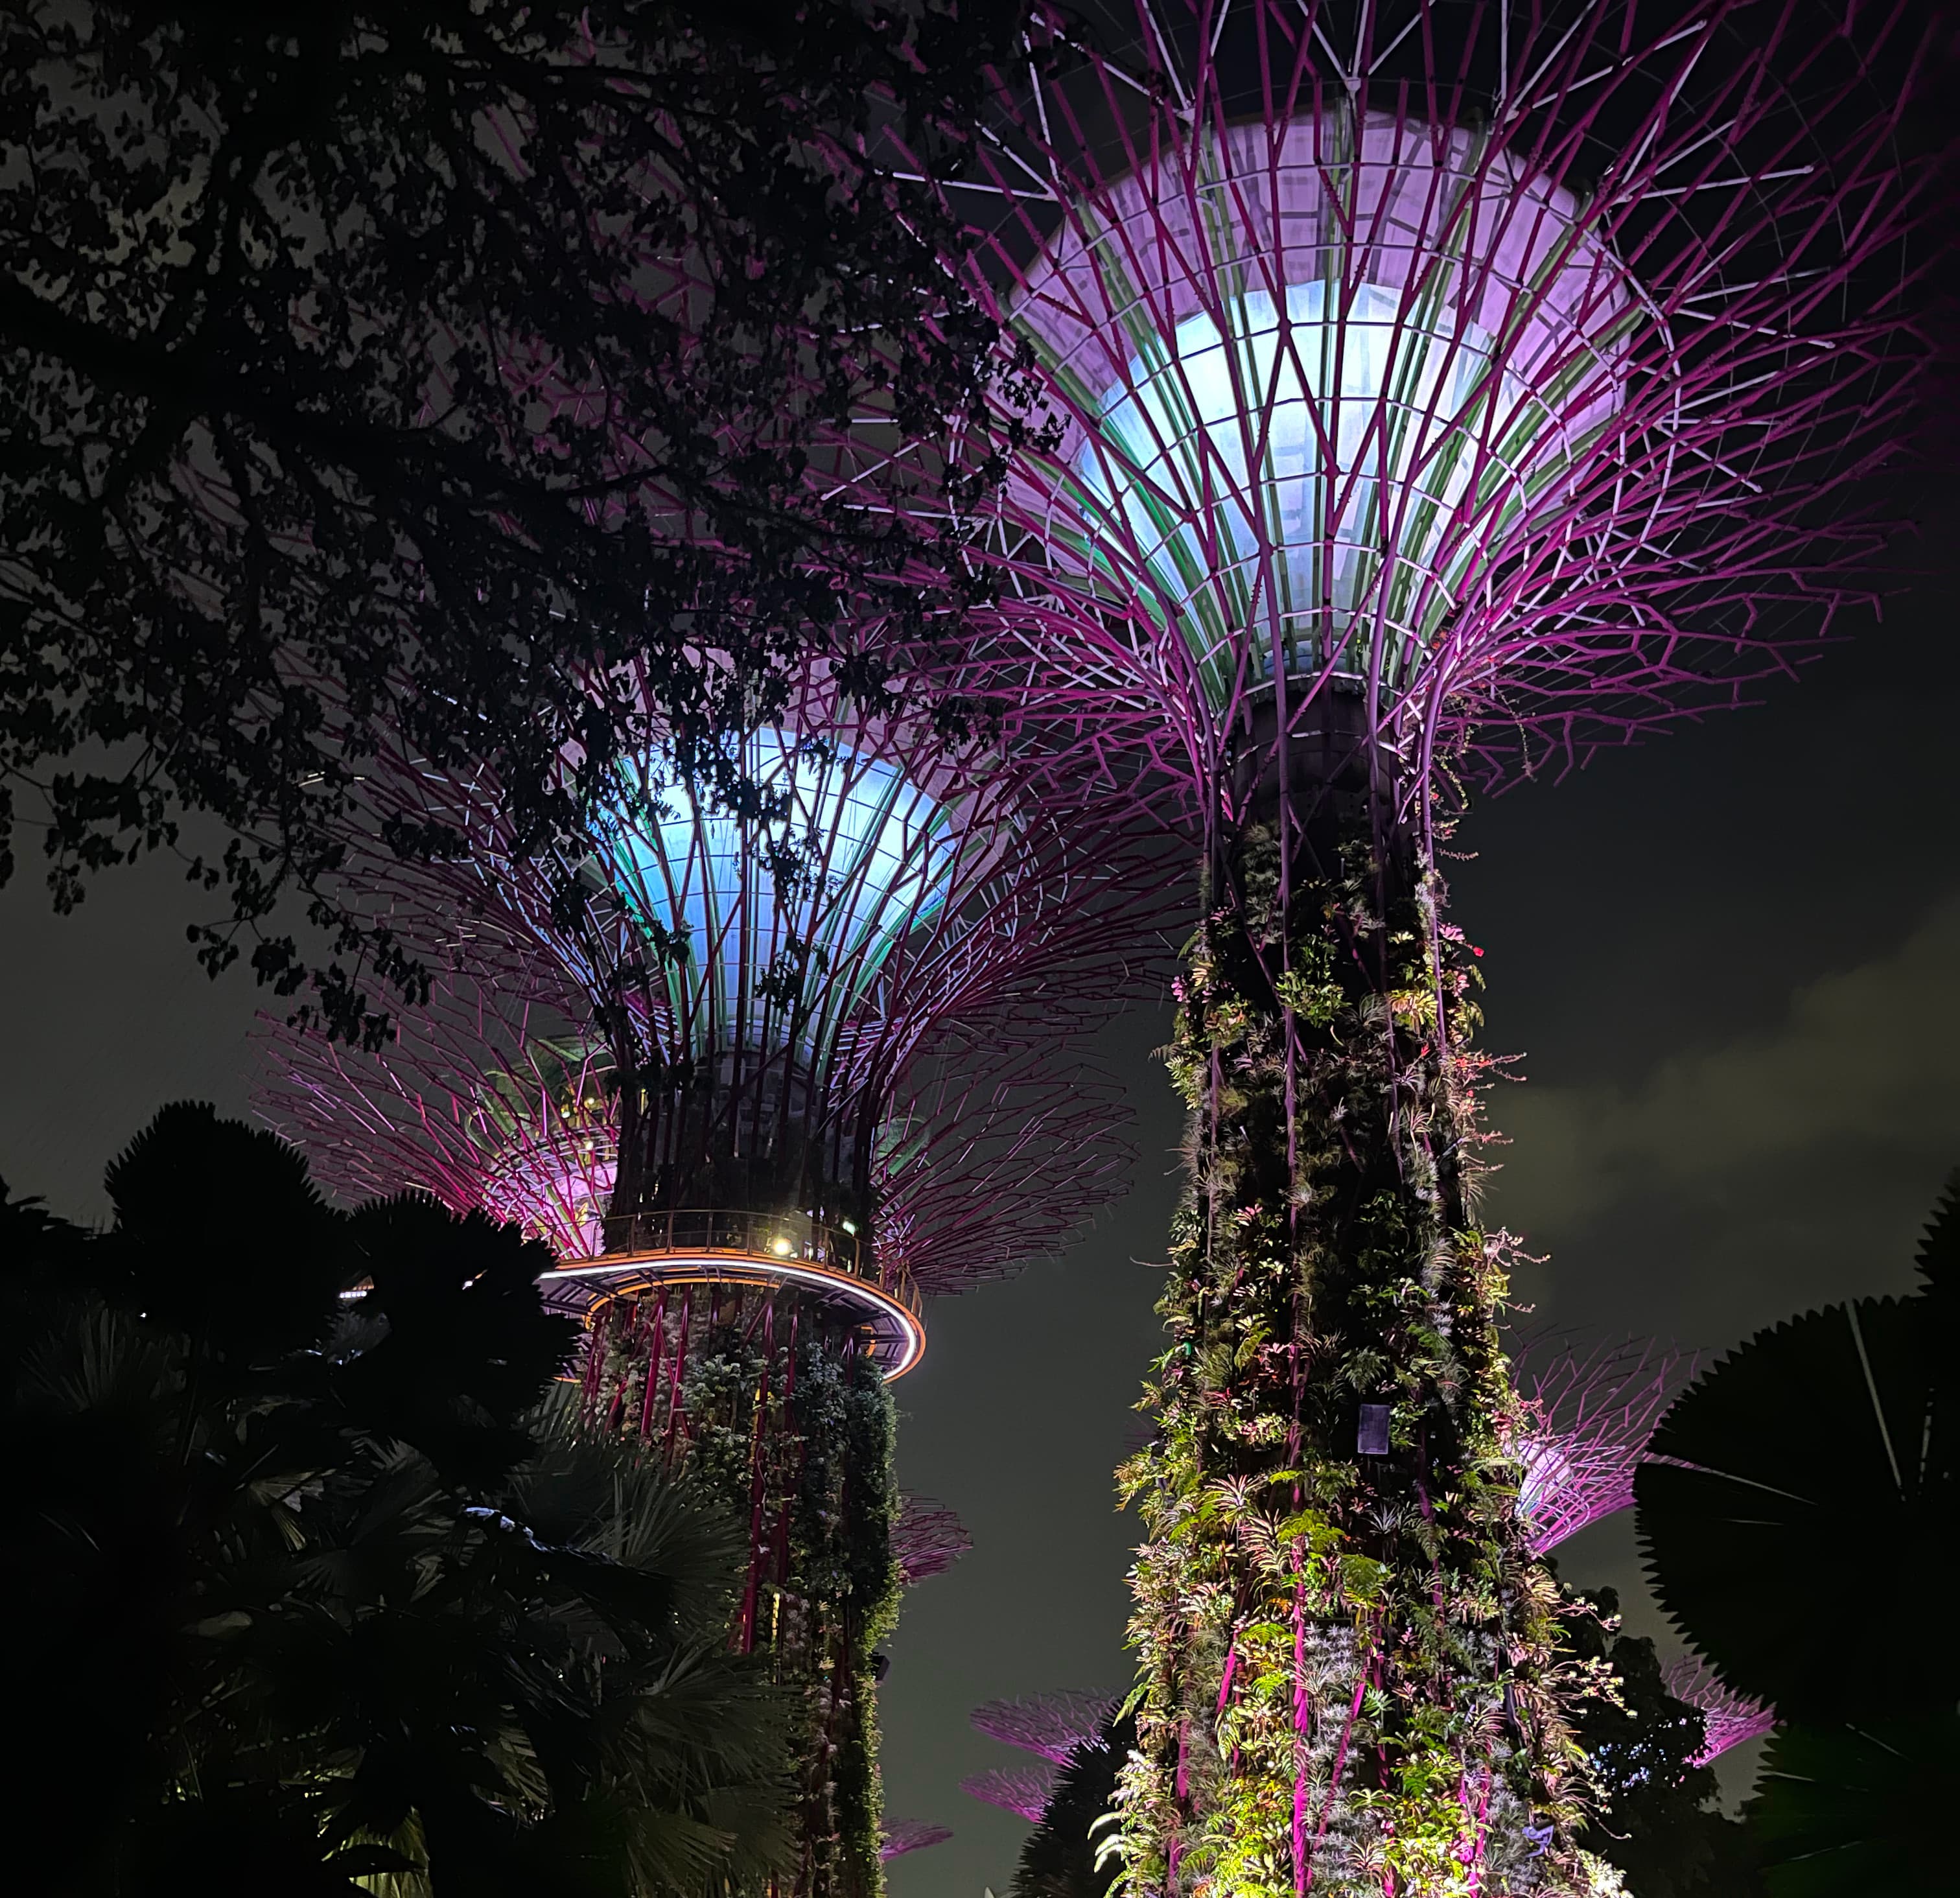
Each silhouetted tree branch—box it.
[0,0,1020,1040]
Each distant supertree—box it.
[1662,1657,1777,1766]
[892,1492,974,1587]
[974,1691,1124,1766]
[259,658,1159,1898]
[880,1821,956,1862]
[262,976,1129,1897]
[883,3,1932,1892]
[1513,1339,1693,1555]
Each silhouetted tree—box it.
[1558,1586,1762,1898]
[0,2,1020,1038]
[1637,1174,1960,1895]
[0,1103,789,1896]
[1009,1710,1137,1898]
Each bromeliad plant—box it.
[1115,826,1600,1898]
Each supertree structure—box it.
[892,1492,975,1586]
[1511,1339,1692,1556]
[963,1691,1125,1820]
[1660,1658,1776,1767]
[260,659,1154,1898]
[872,3,1931,1892]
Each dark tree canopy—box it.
[1010,1709,1137,1898]
[1635,1173,1960,1897]
[0,0,1020,1039]
[0,1103,791,1897]
[1558,1586,1761,1898]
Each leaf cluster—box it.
[0,1101,792,1897]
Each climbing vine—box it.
[1113,821,1611,1898]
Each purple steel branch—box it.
[880,1822,955,1861]
[892,1492,972,1586]
[972,1690,1121,1766]
[961,1763,1062,1824]
[1511,1337,1694,1554]
[1664,1656,1777,1765]
[257,978,1138,1301]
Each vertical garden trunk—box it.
[1115,804,1591,1897]
[587,1297,898,1898]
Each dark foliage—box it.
[1638,1293,1954,1724]
[1745,1717,1955,1896]
[1558,1586,1761,1898]
[0,1106,788,1897]
[0,0,1021,1040]
[1635,1171,1960,1897]
[1010,1710,1137,1898]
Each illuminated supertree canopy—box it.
[1661,1656,1777,1766]
[972,1689,1124,1766]
[260,647,1160,1898]
[957,0,1928,799]
[333,657,1159,1267]
[858,3,1935,1893]
[1511,1337,1694,1556]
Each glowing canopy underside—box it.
[603,728,961,1060]
[1012,109,1634,705]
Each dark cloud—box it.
[1488,897,1959,1344]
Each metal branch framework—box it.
[948,0,1926,815]
[1511,1337,1694,1555]
[972,1689,1125,1765]
[328,657,1164,1246]
[892,1492,974,1586]
[961,1763,1065,1823]
[879,1821,955,1861]
[964,1690,1126,1829]
[1662,1656,1777,1765]
[260,976,1139,1307]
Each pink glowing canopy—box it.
[932,0,1928,799]
[1010,110,1632,706]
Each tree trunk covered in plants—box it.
[1113,815,1600,1898]
[587,1300,898,1898]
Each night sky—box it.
[3,466,1955,1893]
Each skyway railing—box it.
[595,1206,919,1320]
